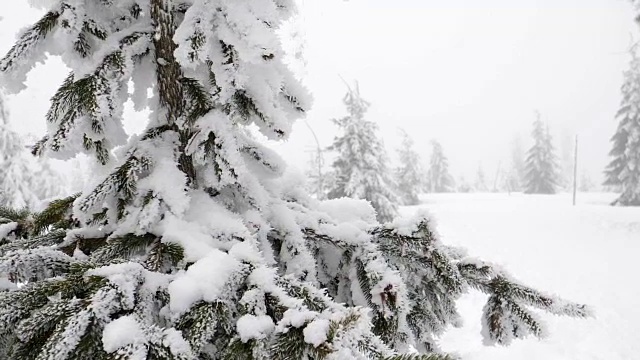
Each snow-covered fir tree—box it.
[524,114,559,194]
[305,149,326,200]
[604,45,640,206]
[394,129,422,206]
[327,83,399,222]
[425,140,454,193]
[0,2,590,359]
[0,91,43,209]
[474,165,489,192]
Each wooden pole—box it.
[572,135,578,206]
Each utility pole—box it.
[572,135,578,206]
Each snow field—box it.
[400,192,640,360]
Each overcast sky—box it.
[1,0,639,185]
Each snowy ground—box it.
[400,192,640,360]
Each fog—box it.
[1,0,638,184]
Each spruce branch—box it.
[458,258,591,345]
[240,143,282,174]
[0,230,67,253]
[68,317,108,360]
[489,276,591,318]
[181,77,213,125]
[176,301,228,354]
[0,207,30,224]
[186,30,206,63]
[74,20,108,58]
[78,154,151,217]
[31,193,80,235]
[42,32,150,163]
[0,273,100,339]
[302,228,354,251]
[281,88,306,112]
[223,337,255,360]
[0,10,61,73]
[10,298,83,358]
[355,259,375,307]
[92,233,157,264]
[145,239,185,272]
[231,90,285,138]
[0,247,76,283]
[275,276,329,313]
[270,327,307,360]
[0,207,31,241]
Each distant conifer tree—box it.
[0,92,54,209]
[394,129,422,205]
[474,165,489,192]
[524,113,559,194]
[604,45,640,205]
[426,140,454,193]
[327,83,399,222]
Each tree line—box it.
[307,84,606,222]
[307,56,640,215]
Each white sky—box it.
[1,0,639,184]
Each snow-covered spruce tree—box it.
[0,91,41,209]
[474,165,488,193]
[524,114,559,194]
[327,84,399,223]
[305,149,331,201]
[604,45,640,206]
[425,140,454,193]
[0,2,590,359]
[394,129,422,206]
